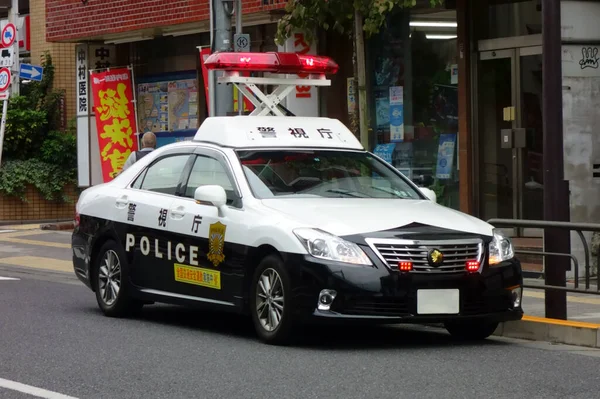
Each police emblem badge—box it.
[207,221,227,267]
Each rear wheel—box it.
[93,239,143,317]
[444,320,499,341]
[250,254,295,345]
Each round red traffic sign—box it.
[0,68,11,92]
[1,23,16,48]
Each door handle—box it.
[170,207,185,219]
[115,195,128,209]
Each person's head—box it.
[141,132,156,149]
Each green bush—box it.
[0,158,77,202]
[0,51,77,203]
[39,130,77,171]
[2,96,48,159]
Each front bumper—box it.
[283,253,524,325]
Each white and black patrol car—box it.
[71,115,523,344]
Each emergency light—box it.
[202,50,339,117]
[204,52,339,75]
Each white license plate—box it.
[417,289,460,315]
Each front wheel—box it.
[93,239,143,317]
[250,254,295,345]
[444,320,499,341]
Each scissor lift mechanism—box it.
[217,71,332,117]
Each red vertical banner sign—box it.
[199,47,211,114]
[90,68,139,182]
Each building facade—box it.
[45,0,600,276]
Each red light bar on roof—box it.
[204,51,339,75]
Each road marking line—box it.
[0,276,19,280]
[0,377,79,399]
[0,229,16,233]
[0,237,70,248]
[0,256,72,273]
[0,230,51,238]
[524,290,600,305]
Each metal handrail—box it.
[488,218,599,295]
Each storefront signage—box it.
[374,143,396,165]
[389,86,404,143]
[347,78,356,114]
[436,133,457,180]
[75,44,90,187]
[76,45,88,116]
[90,68,139,182]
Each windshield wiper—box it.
[370,185,405,198]
[325,189,366,198]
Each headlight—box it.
[293,228,372,266]
[489,229,515,265]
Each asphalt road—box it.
[0,266,600,399]
[1,228,600,398]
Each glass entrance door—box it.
[476,45,543,237]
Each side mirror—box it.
[194,185,227,208]
[419,187,437,203]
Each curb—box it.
[40,221,75,231]
[494,315,600,348]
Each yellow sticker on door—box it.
[174,263,221,290]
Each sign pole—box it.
[128,64,141,149]
[0,96,8,167]
[213,0,233,116]
[8,0,18,96]
[236,0,243,116]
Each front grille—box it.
[365,238,484,273]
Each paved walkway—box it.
[0,226,599,323]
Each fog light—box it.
[318,289,337,311]
[511,286,522,308]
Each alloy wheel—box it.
[98,249,122,306]
[256,268,285,332]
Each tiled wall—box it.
[45,0,286,42]
[0,185,78,222]
[30,0,76,124]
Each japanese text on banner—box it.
[90,68,138,182]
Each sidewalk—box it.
[522,278,600,323]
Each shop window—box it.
[368,9,459,209]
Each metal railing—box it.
[487,219,600,295]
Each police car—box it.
[71,52,523,345]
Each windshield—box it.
[236,149,424,200]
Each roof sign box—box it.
[193,116,364,151]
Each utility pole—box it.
[542,0,570,319]
[8,0,18,96]
[235,0,243,115]
[353,11,369,149]
[212,0,234,116]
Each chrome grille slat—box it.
[365,238,485,274]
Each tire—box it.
[444,320,499,341]
[249,254,295,345]
[93,239,143,317]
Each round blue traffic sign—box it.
[1,23,16,48]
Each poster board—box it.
[137,71,199,134]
